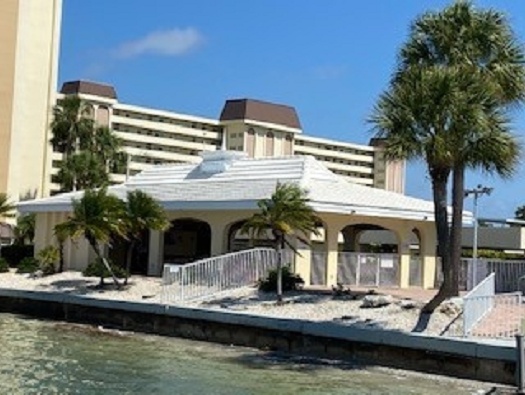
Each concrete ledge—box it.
[0,288,517,384]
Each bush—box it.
[1,245,34,267]
[16,257,40,274]
[0,258,9,273]
[37,246,59,276]
[258,265,304,293]
[83,258,126,279]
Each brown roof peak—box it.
[60,80,117,99]
[220,98,301,129]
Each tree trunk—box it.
[423,168,451,313]
[276,237,284,304]
[449,164,465,297]
[88,238,121,289]
[124,239,136,286]
[58,241,65,273]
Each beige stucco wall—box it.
[0,0,62,202]
[34,207,437,289]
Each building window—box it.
[283,134,293,155]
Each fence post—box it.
[517,334,525,394]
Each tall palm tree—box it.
[55,188,127,287]
[122,190,169,285]
[57,152,110,192]
[241,183,319,303]
[399,1,524,307]
[50,95,94,158]
[0,194,15,219]
[370,66,459,306]
[372,1,524,312]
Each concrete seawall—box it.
[0,289,516,385]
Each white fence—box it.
[337,253,400,287]
[463,273,495,337]
[161,248,292,304]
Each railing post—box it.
[517,334,525,394]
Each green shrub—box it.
[0,258,9,273]
[1,245,34,267]
[16,257,39,274]
[37,246,59,276]
[461,249,524,260]
[82,258,126,279]
[258,265,304,293]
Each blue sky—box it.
[59,0,525,219]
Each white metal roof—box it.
[18,151,471,222]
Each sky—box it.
[58,0,525,219]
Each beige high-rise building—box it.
[49,82,406,195]
[0,0,62,203]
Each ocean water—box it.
[0,313,487,394]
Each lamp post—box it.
[464,184,493,287]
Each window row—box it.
[113,109,220,132]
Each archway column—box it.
[325,226,339,286]
[420,222,437,289]
[397,226,413,288]
[147,230,164,276]
[294,236,312,285]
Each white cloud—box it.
[114,27,203,59]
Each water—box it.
[0,313,487,394]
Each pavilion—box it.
[18,150,470,289]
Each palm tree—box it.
[370,66,459,307]
[0,194,15,219]
[122,190,169,285]
[50,95,94,159]
[55,188,127,287]
[14,213,36,245]
[57,152,110,192]
[395,1,524,309]
[241,183,319,303]
[54,224,67,273]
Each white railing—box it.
[465,292,523,339]
[463,273,495,337]
[161,248,291,304]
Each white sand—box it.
[0,270,461,336]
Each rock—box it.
[439,297,463,316]
[398,299,417,310]
[30,270,43,279]
[361,294,393,308]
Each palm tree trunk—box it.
[449,164,465,297]
[423,168,451,313]
[58,241,65,273]
[88,238,121,289]
[276,237,284,304]
[124,239,136,286]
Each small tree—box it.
[37,246,59,275]
[14,213,36,245]
[241,183,319,303]
[54,225,67,273]
[55,188,127,287]
[516,205,525,221]
[122,190,169,285]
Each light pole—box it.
[464,184,493,287]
